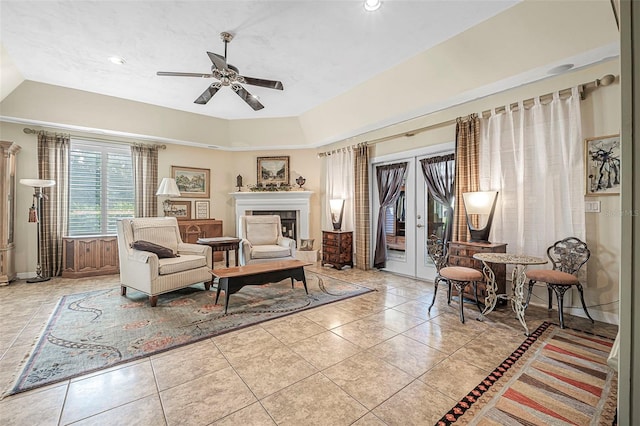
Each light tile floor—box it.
[0,263,618,425]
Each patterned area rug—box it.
[7,271,373,396]
[438,322,617,425]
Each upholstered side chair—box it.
[116,217,213,306]
[238,215,296,265]
[427,234,484,323]
[525,236,594,328]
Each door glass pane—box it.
[427,198,447,240]
[386,183,406,261]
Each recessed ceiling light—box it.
[364,0,381,12]
[108,56,126,65]
[547,63,574,75]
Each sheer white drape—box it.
[479,88,585,261]
[324,149,355,232]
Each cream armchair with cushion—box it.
[238,215,296,265]
[116,217,212,306]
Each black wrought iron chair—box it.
[427,234,483,323]
[427,234,450,310]
[525,236,594,328]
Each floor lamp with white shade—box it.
[20,178,55,283]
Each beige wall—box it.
[158,144,322,240]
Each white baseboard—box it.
[16,272,33,280]
[509,282,619,326]
[524,298,619,325]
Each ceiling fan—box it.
[157,32,283,111]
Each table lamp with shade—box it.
[156,178,181,216]
[462,191,499,243]
[20,178,56,283]
[329,199,345,231]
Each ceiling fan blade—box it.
[194,83,222,105]
[157,71,213,78]
[207,52,227,70]
[232,84,264,111]
[240,76,284,90]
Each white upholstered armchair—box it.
[116,217,213,306]
[238,215,296,265]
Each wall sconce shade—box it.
[329,199,345,231]
[462,191,498,243]
[156,178,181,215]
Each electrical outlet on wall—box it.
[585,200,601,213]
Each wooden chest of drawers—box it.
[448,241,507,301]
[322,231,353,270]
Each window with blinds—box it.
[68,140,134,235]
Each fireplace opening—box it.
[250,210,297,242]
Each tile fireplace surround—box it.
[231,191,313,245]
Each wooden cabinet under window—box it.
[62,236,119,278]
[448,241,507,301]
[322,230,353,270]
[177,219,224,261]
[0,141,20,285]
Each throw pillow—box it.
[130,240,178,258]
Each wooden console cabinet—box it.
[177,219,224,261]
[62,236,119,278]
[448,241,507,301]
[322,231,353,270]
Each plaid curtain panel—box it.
[353,143,371,270]
[453,114,480,242]
[131,144,158,218]
[37,132,69,277]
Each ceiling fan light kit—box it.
[157,31,284,111]
[364,0,382,12]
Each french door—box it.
[371,145,453,280]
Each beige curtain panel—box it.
[131,144,159,218]
[453,114,480,243]
[37,131,69,277]
[353,143,371,270]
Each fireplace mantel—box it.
[231,191,313,241]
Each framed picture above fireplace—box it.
[257,156,289,185]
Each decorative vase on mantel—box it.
[295,176,306,189]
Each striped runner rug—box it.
[438,322,617,425]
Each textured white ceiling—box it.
[0,0,520,120]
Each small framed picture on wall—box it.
[257,156,290,185]
[585,134,620,196]
[195,200,210,219]
[165,200,191,219]
[171,166,210,198]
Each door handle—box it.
[416,224,424,228]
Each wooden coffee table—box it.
[210,260,311,313]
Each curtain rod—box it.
[318,142,368,158]
[22,128,167,149]
[319,73,617,153]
